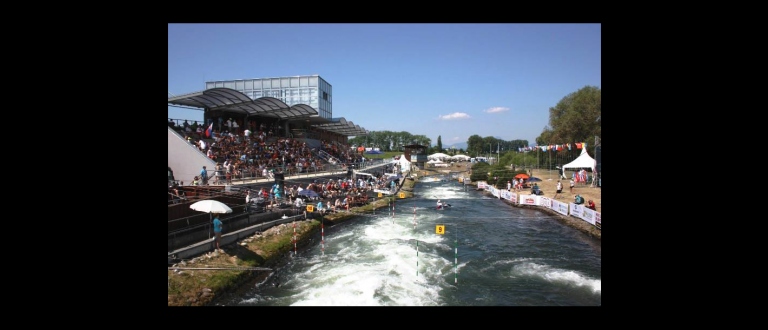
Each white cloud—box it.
[438,112,471,120]
[484,107,509,114]
[447,136,462,142]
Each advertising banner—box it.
[580,207,596,225]
[595,212,601,229]
[520,194,537,205]
[570,203,582,217]
[551,199,569,216]
[538,196,551,209]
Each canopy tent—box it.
[392,154,411,172]
[428,153,450,160]
[451,154,471,161]
[561,148,596,179]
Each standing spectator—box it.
[554,180,563,199]
[218,117,223,133]
[244,128,251,142]
[200,166,209,185]
[232,120,240,135]
[225,162,233,185]
[214,163,224,184]
[245,190,251,213]
[507,180,512,191]
[227,118,233,132]
[294,195,305,209]
[213,214,223,252]
[569,178,575,193]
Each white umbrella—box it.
[190,199,232,239]
[190,199,233,214]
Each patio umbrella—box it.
[190,199,233,214]
[190,199,232,238]
[514,173,530,179]
[298,189,320,198]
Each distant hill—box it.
[442,142,468,150]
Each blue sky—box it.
[168,23,600,147]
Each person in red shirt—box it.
[586,200,596,210]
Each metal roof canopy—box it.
[314,118,367,136]
[168,88,318,120]
[168,88,367,135]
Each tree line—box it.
[348,85,600,159]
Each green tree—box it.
[467,135,484,156]
[436,135,442,152]
[539,85,601,145]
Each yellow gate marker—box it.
[306,205,314,212]
[399,192,405,199]
[436,224,445,235]
[378,192,382,197]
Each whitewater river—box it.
[220,176,601,306]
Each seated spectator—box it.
[586,200,596,210]
[574,194,585,205]
[316,200,325,215]
[531,183,543,195]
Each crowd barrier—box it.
[475,181,601,230]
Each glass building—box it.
[205,75,332,120]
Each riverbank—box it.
[419,163,600,239]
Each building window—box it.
[323,92,328,100]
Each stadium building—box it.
[168,75,367,142]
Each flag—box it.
[206,123,212,138]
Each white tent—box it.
[562,148,596,179]
[451,154,471,161]
[392,154,411,172]
[428,153,451,160]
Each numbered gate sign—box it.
[435,224,445,235]
[306,205,314,212]
[399,192,405,198]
